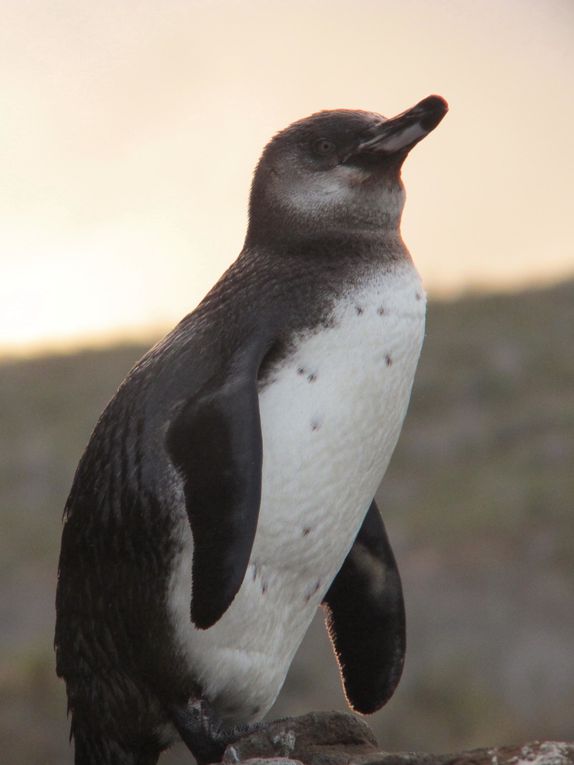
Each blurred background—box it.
[0,0,573,762]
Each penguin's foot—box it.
[171,699,264,764]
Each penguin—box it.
[55,94,448,765]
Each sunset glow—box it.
[1,0,573,355]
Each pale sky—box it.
[1,0,573,355]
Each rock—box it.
[229,760,304,765]
[223,711,378,764]
[221,712,574,765]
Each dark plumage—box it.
[55,95,447,765]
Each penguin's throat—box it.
[246,168,406,246]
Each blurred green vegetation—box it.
[1,281,573,763]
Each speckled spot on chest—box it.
[254,265,426,572]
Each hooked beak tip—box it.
[415,94,449,131]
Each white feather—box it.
[168,259,426,724]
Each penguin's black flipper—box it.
[166,368,263,630]
[322,500,405,714]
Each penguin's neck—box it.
[243,224,408,268]
[245,168,407,250]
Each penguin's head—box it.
[247,95,447,244]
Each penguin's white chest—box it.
[171,262,426,724]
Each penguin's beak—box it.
[353,95,448,157]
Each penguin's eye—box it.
[313,138,337,157]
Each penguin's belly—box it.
[170,263,426,725]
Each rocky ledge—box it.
[220,711,573,765]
